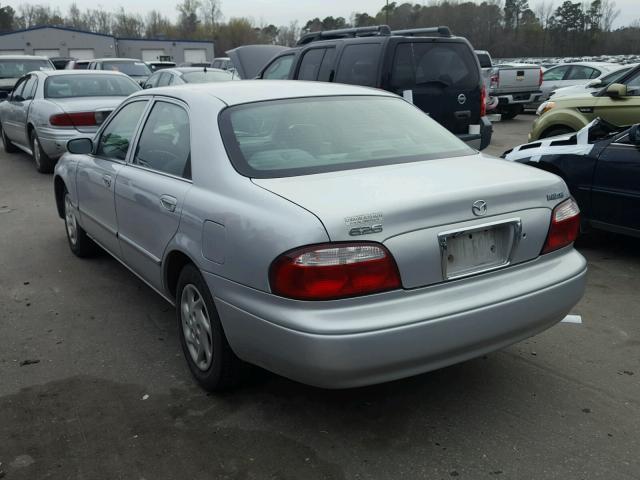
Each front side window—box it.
[391,42,479,90]
[298,49,325,81]
[133,102,191,178]
[44,74,140,98]
[220,96,474,178]
[10,77,27,100]
[96,101,147,161]
[145,73,161,88]
[624,70,640,96]
[23,75,38,100]
[543,65,570,82]
[335,44,381,87]
[262,55,294,80]
[157,73,172,87]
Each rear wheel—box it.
[498,104,523,121]
[1,123,18,153]
[31,130,55,174]
[64,191,97,257]
[540,126,574,139]
[177,264,244,391]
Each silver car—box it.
[0,70,140,173]
[143,67,237,90]
[53,81,587,391]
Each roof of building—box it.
[0,25,213,44]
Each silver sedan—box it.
[53,81,587,391]
[0,70,140,173]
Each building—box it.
[0,25,215,64]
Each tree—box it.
[200,0,221,36]
[275,21,299,47]
[112,7,144,38]
[177,0,201,37]
[0,4,15,32]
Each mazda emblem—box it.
[472,200,487,216]
[457,94,466,105]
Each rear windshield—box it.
[0,59,53,78]
[182,70,236,83]
[45,74,140,98]
[220,96,474,178]
[391,42,480,90]
[73,62,89,70]
[102,61,151,76]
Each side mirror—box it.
[67,137,93,154]
[12,95,24,102]
[586,79,602,88]
[628,124,640,145]
[606,83,627,98]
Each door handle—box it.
[160,195,177,212]
[454,110,471,119]
[102,174,112,188]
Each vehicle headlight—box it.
[536,101,556,116]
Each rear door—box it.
[115,99,192,290]
[591,133,640,232]
[387,40,481,136]
[295,47,337,81]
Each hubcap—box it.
[64,195,78,246]
[180,284,213,371]
[33,137,41,166]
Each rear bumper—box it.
[457,116,492,151]
[37,127,92,159]
[209,248,587,388]
[496,91,542,105]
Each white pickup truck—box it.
[488,62,543,120]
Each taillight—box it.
[490,70,499,89]
[50,112,98,127]
[269,242,402,300]
[480,84,487,117]
[539,68,543,87]
[542,198,580,254]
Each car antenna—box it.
[204,65,207,73]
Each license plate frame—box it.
[438,218,522,280]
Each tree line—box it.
[0,0,638,57]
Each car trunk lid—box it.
[49,96,125,133]
[253,154,568,287]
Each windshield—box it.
[102,61,151,76]
[0,59,53,78]
[220,96,474,178]
[599,68,630,85]
[182,70,235,83]
[45,74,141,98]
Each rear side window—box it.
[298,49,325,81]
[391,42,479,90]
[318,48,336,81]
[334,44,381,87]
[476,53,492,68]
[263,55,294,80]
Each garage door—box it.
[34,49,60,57]
[184,49,207,63]
[0,50,24,55]
[69,49,95,60]
[142,49,165,62]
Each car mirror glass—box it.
[67,137,93,154]
[606,83,627,97]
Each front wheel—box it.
[177,264,244,391]
[31,130,55,173]
[63,191,97,257]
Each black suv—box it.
[255,25,491,150]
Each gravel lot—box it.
[1,114,638,480]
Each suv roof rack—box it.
[297,25,391,45]
[391,26,452,38]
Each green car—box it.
[529,65,640,140]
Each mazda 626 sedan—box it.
[53,81,587,391]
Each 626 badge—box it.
[349,224,383,236]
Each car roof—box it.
[0,55,50,60]
[131,80,395,106]
[163,67,230,75]
[38,69,131,78]
[91,58,143,62]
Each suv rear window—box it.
[219,96,473,178]
[334,44,381,87]
[391,42,479,90]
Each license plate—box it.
[439,220,520,280]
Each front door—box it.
[3,76,28,145]
[76,100,149,255]
[115,99,192,291]
[591,132,640,232]
[594,68,640,127]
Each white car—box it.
[550,65,635,99]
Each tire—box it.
[1,123,19,153]
[540,126,574,139]
[31,130,55,174]
[176,264,244,391]
[63,190,98,258]
[498,105,523,121]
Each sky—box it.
[6,0,640,29]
